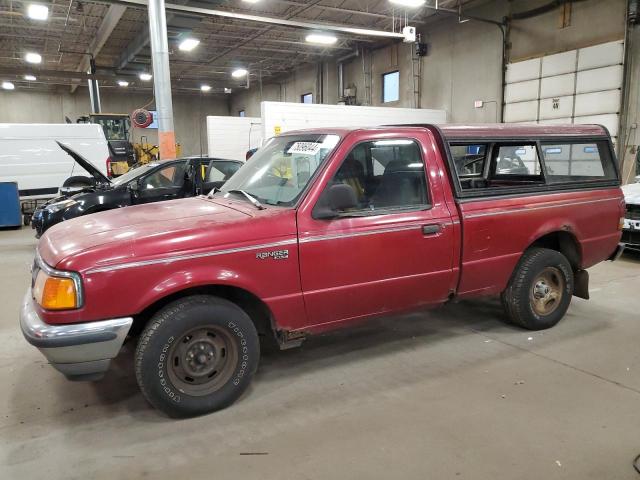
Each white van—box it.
[0,123,110,199]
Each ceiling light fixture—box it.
[139,72,152,81]
[25,52,42,64]
[242,0,261,3]
[200,85,211,92]
[27,4,49,20]
[2,81,15,90]
[388,0,425,7]
[178,38,200,51]
[224,88,232,94]
[305,33,338,45]
[231,68,248,78]
[117,80,129,87]
[24,75,37,81]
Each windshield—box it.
[94,117,129,141]
[111,163,159,186]
[219,134,340,206]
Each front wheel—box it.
[501,248,574,330]
[135,295,259,417]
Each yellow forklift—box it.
[77,113,134,177]
[78,113,181,176]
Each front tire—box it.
[501,248,574,330]
[135,295,259,418]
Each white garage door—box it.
[503,40,624,144]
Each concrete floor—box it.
[1,226,639,479]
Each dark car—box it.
[31,143,242,237]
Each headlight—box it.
[32,253,82,310]
[47,199,77,213]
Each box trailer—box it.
[207,103,447,160]
[260,102,447,140]
[206,116,262,161]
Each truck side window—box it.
[330,139,429,212]
[541,142,617,183]
[492,145,542,177]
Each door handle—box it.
[422,224,442,235]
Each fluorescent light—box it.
[24,75,37,81]
[139,72,152,81]
[2,81,15,90]
[389,0,425,7]
[24,52,42,64]
[200,85,211,92]
[242,0,261,3]
[178,38,200,51]
[305,33,338,45]
[117,80,129,87]
[27,4,49,20]
[231,68,247,78]
[224,88,232,94]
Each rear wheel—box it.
[501,248,574,330]
[135,295,259,417]
[62,175,94,188]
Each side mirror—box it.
[128,180,140,194]
[313,183,358,219]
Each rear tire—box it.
[501,248,574,330]
[135,295,259,418]
[62,175,94,188]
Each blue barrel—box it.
[0,182,21,227]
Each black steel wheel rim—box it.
[167,325,238,397]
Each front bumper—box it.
[20,292,132,381]
[621,228,640,252]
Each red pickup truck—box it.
[21,124,625,417]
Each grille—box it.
[627,204,640,221]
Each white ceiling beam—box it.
[114,0,406,39]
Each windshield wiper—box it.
[226,189,265,210]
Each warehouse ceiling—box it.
[0,0,474,95]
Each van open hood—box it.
[56,141,111,184]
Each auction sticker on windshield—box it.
[287,142,322,155]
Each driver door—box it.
[136,161,188,204]
[296,132,456,327]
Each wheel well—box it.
[131,285,275,339]
[529,231,582,270]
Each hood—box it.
[622,181,640,206]
[57,141,111,184]
[38,196,294,272]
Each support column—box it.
[148,0,177,160]
[87,57,101,114]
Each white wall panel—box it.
[573,113,620,137]
[504,101,538,123]
[540,73,575,99]
[538,117,573,125]
[505,58,541,83]
[505,79,539,103]
[577,40,624,70]
[539,95,574,120]
[576,65,623,94]
[541,50,577,77]
[574,90,621,116]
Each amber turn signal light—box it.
[33,271,78,310]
